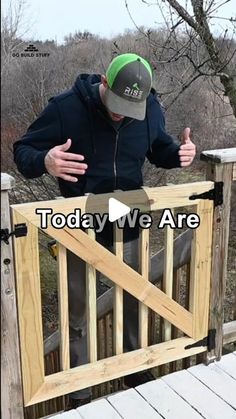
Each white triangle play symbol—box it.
[108,198,130,222]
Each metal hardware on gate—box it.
[1,223,27,245]
[189,182,223,207]
[185,329,216,351]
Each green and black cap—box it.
[104,53,152,120]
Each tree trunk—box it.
[166,0,236,118]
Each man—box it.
[13,53,196,408]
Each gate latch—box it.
[189,182,223,207]
[185,329,216,351]
[1,223,28,245]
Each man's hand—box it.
[178,127,196,167]
[44,138,88,182]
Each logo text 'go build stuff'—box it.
[12,44,50,58]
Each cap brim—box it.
[104,88,146,121]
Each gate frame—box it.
[1,147,236,417]
[12,181,213,406]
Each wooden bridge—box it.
[52,351,236,419]
[1,148,236,419]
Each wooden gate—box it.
[11,181,214,406]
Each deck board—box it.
[163,369,236,419]
[51,410,83,418]
[107,388,162,418]
[52,352,236,419]
[189,362,236,408]
[136,378,203,418]
[214,353,236,379]
[78,398,122,419]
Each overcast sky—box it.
[2,0,235,44]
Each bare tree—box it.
[1,0,34,77]
[125,0,236,117]
[2,0,235,205]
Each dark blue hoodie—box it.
[13,74,181,198]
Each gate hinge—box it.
[189,182,223,207]
[185,329,216,351]
[1,223,28,245]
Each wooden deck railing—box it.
[1,148,236,419]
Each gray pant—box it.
[67,238,140,399]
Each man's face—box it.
[107,111,125,122]
[100,75,125,122]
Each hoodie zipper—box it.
[113,119,134,190]
[113,131,119,189]
[96,109,135,190]
[96,109,120,190]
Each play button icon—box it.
[108,198,131,222]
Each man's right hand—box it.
[44,138,87,182]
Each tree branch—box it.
[165,0,198,30]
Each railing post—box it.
[201,149,236,362]
[1,173,24,419]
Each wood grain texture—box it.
[1,172,15,190]
[86,229,97,363]
[12,210,45,405]
[205,162,233,360]
[139,228,149,348]
[26,337,205,405]
[97,318,107,396]
[1,184,24,419]
[233,162,236,180]
[113,226,123,355]
[162,216,174,342]
[171,269,182,372]
[189,199,213,340]
[11,181,215,225]
[223,321,236,345]
[201,148,236,163]
[11,179,221,407]
[57,243,70,370]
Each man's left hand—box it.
[178,127,196,167]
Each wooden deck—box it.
[48,352,236,419]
